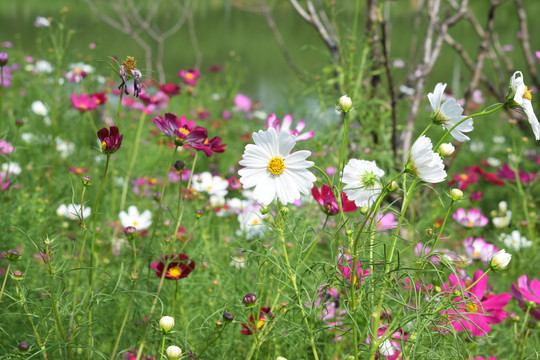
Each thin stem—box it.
[466,268,491,291]
[45,243,67,343]
[159,334,166,360]
[425,199,455,260]
[0,263,10,304]
[110,298,133,360]
[115,87,124,127]
[16,282,48,360]
[120,111,146,211]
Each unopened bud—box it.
[360,206,369,215]
[260,206,270,215]
[279,207,289,216]
[18,341,30,352]
[0,53,8,67]
[81,175,92,186]
[12,270,23,280]
[173,160,185,171]
[195,209,204,218]
[387,180,399,192]
[124,226,137,237]
[338,95,352,112]
[490,249,511,271]
[439,143,455,157]
[166,345,182,360]
[450,188,463,201]
[159,316,175,334]
[5,249,21,261]
[223,312,234,322]
[243,293,257,307]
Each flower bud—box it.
[12,270,23,280]
[260,206,270,215]
[276,357,288,360]
[490,249,511,271]
[438,143,455,157]
[159,316,175,334]
[215,320,224,327]
[0,53,8,67]
[82,175,92,187]
[18,341,30,352]
[15,118,24,127]
[195,209,204,218]
[450,189,463,201]
[124,226,137,237]
[338,95,352,112]
[387,180,399,192]
[243,293,257,307]
[279,207,289,216]
[5,249,21,261]
[223,312,234,322]
[166,345,182,359]
[360,206,369,215]
[153,191,162,201]
[173,160,185,172]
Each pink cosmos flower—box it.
[153,113,207,147]
[511,275,540,319]
[414,242,460,265]
[441,270,511,336]
[338,249,370,286]
[234,93,252,112]
[71,93,99,112]
[497,163,537,184]
[0,140,14,154]
[452,208,489,228]
[159,83,180,96]
[311,184,357,215]
[463,237,498,263]
[178,68,201,86]
[366,326,408,360]
[374,212,398,230]
[266,113,314,141]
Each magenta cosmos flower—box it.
[452,208,488,228]
[338,249,370,287]
[71,93,99,112]
[366,326,408,360]
[311,184,357,215]
[267,113,314,141]
[463,237,498,263]
[97,126,123,154]
[441,270,511,336]
[150,253,195,280]
[153,112,207,147]
[234,93,252,112]
[511,275,540,319]
[178,68,201,86]
[240,307,272,335]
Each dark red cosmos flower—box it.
[92,92,107,106]
[199,136,226,157]
[312,184,358,215]
[97,126,123,154]
[497,163,537,184]
[153,112,208,148]
[240,307,272,335]
[150,253,195,280]
[159,83,180,96]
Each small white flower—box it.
[439,143,455,156]
[159,316,175,333]
[119,206,152,230]
[490,249,512,270]
[492,136,506,144]
[238,128,316,205]
[192,172,229,198]
[31,100,48,116]
[342,159,384,207]
[229,256,245,269]
[408,135,447,183]
[56,203,92,221]
[339,95,352,112]
[165,345,182,359]
[508,71,540,140]
[500,230,532,251]
[35,60,53,74]
[428,83,474,142]
[486,157,501,167]
[55,138,75,158]
[34,16,50,28]
[237,211,267,238]
[2,162,21,175]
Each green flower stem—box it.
[115,87,124,127]
[466,268,491,291]
[120,111,146,211]
[0,263,10,304]
[86,111,98,138]
[337,111,350,187]
[16,281,49,360]
[434,103,505,150]
[518,307,531,360]
[109,297,133,360]
[275,204,319,360]
[44,242,67,344]
[159,333,166,360]
[425,199,455,261]
[87,154,111,359]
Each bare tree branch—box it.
[514,0,540,90]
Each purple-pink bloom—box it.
[441,270,511,336]
[311,184,357,216]
[153,113,207,148]
[374,212,398,230]
[497,163,537,184]
[97,126,123,154]
[452,208,489,228]
[266,113,314,141]
[234,93,252,112]
[0,140,14,154]
[463,237,498,263]
[366,326,408,360]
[511,275,540,319]
[178,69,201,86]
[71,93,99,112]
[338,249,369,286]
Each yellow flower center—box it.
[466,302,479,313]
[101,141,107,151]
[460,174,468,181]
[267,157,285,175]
[169,267,182,278]
[74,68,82,74]
[122,56,137,74]
[473,250,479,257]
[80,104,87,109]
[256,319,266,330]
[177,128,189,136]
[133,221,139,226]
[468,219,474,227]
[524,86,532,101]
[206,185,212,191]
[185,73,194,80]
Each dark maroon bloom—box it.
[0,53,8,67]
[312,184,358,215]
[159,83,180,96]
[497,163,537,184]
[153,112,208,148]
[150,253,195,280]
[208,64,225,72]
[97,126,123,154]
[240,307,272,335]
[195,136,226,157]
[92,92,107,105]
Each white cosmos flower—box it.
[238,128,316,205]
[56,203,92,220]
[192,172,229,198]
[428,83,474,142]
[342,159,384,207]
[31,100,48,116]
[508,71,540,140]
[119,206,152,231]
[408,135,447,183]
[500,230,532,251]
[237,211,267,237]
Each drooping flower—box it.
[311,184,358,215]
[342,159,384,207]
[150,253,195,280]
[240,307,272,335]
[511,275,540,319]
[71,93,99,112]
[499,230,532,251]
[441,270,511,336]
[507,71,540,140]
[238,128,316,205]
[463,237,498,263]
[267,113,314,141]
[337,249,370,287]
[407,135,446,183]
[117,56,143,97]
[452,208,488,228]
[178,69,201,86]
[428,83,474,141]
[119,205,152,231]
[97,126,123,154]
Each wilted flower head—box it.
[118,56,143,97]
[97,126,123,154]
